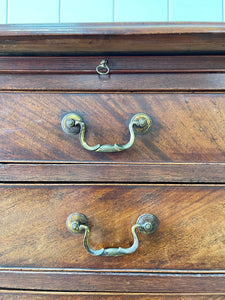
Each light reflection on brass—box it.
[66,213,159,257]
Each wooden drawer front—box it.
[1,184,225,270]
[1,93,225,163]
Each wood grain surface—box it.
[0,56,225,74]
[0,23,225,55]
[1,74,225,91]
[1,93,225,163]
[1,184,225,270]
[1,163,225,182]
[1,290,225,299]
[1,269,225,293]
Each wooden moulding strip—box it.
[0,269,225,293]
[1,290,225,298]
[1,163,225,182]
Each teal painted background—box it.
[0,0,224,24]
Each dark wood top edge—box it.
[0,23,225,55]
[0,22,225,35]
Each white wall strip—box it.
[6,0,8,23]
[168,0,171,21]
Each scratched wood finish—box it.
[1,93,225,163]
[1,184,225,270]
[1,291,225,300]
[0,23,225,55]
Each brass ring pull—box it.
[61,113,152,153]
[66,213,159,257]
[96,59,110,75]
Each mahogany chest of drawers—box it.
[0,23,225,299]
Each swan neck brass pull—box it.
[66,213,159,257]
[61,113,152,153]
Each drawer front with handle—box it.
[1,93,225,163]
[1,184,225,270]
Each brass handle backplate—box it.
[66,213,159,257]
[61,113,152,153]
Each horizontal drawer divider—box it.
[1,269,225,293]
[1,290,225,297]
[1,267,225,274]
[1,163,225,183]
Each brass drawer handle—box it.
[61,113,152,153]
[66,213,159,257]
